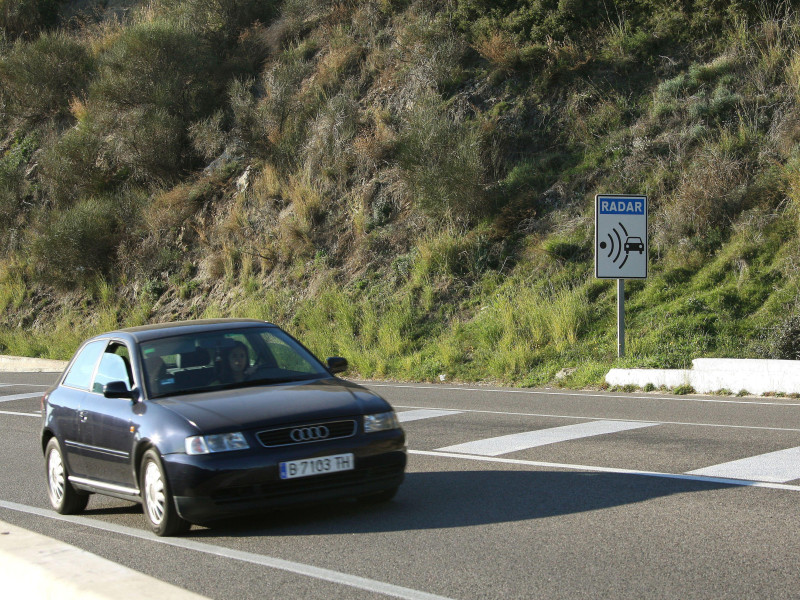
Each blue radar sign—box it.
[595,194,648,279]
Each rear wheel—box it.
[45,438,89,514]
[140,449,190,536]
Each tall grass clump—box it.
[397,96,486,224]
[0,269,27,315]
[290,284,420,377]
[458,283,591,379]
[302,92,360,193]
[228,39,318,164]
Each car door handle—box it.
[79,410,89,423]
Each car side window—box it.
[63,340,106,390]
[92,344,133,394]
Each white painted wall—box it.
[606,358,800,395]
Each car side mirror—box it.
[103,381,137,400]
[326,357,348,375]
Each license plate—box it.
[279,453,354,480]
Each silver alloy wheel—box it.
[47,447,65,506]
[144,460,166,525]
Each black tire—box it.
[45,437,89,514]
[140,449,190,536]
[358,487,398,504]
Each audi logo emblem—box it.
[290,426,330,442]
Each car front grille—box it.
[209,463,405,506]
[256,419,357,447]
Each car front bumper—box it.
[163,430,406,523]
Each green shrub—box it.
[27,197,121,288]
[90,20,218,122]
[102,106,186,185]
[0,0,59,40]
[0,31,93,121]
[759,314,800,360]
[189,110,228,161]
[146,0,278,45]
[37,119,112,206]
[673,384,695,395]
[0,131,38,226]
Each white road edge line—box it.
[0,411,40,418]
[393,404,800,433]
[365,383,800,407]
[409,450,800,491]
[0,500,456,600]
[0,392,44,403]
[0,383,51,388]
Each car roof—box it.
[96,319,277,344]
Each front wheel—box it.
[140,449,190,536]
[45,438,89,514]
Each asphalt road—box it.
[2,372,800,599]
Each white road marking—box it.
[364,382,800,407]
[436,420,659,456]
[0,500,456,600]
[397,409,463,422]
[0,392,43,403]
[0,383,50,388]
[0,411,39,418]
[686,447,800,483]
[394,404,800,433]
[409,450,800,492]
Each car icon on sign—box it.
[623,236,644,253]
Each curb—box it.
[0,356,68,373]
[0,520,209,599]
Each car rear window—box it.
[63,340,106,390]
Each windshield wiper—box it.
[150,387,212,399]
[149,375,321,398]
[245,374,319,386]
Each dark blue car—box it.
[42,319,406,535]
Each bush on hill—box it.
[2,0,800,386]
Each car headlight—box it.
[185,432,250,455]
[364,411,400,433]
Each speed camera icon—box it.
[595,195,647,279]
[598,224,644,269]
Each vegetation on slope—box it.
[2,0,800,387]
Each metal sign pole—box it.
[617,278,625,358]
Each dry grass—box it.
[475,31,519,72]
[145,183,200,233]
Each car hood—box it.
[155,377,390,432]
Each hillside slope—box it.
[2,0,800,387]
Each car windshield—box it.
[140,326,329,399]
